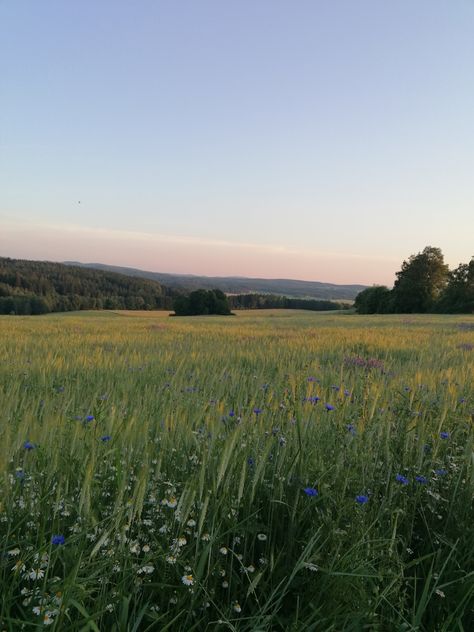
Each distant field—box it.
[1,311,473,630]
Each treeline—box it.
[0,257,175,314]
[355,247,474,314]
[228,293,344,311]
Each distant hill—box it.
[0,257,175,314]
[65,262,367,301]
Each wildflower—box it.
[51,535,65,545]
[8,548,20,556]
[142,544,150,553]
[325,403,335,411]
[355,495,369,504]
[228,410,235,417]
[303,562,319,571]
[201,533,210,541]
[15,468,26,479]
[303,487,318,497]
[346,424,356,435]
[29,568,45,580]
[415,475,428,484]
[166,497,177,509]
[219,547,228,555]
[257,533,267,541]
[100,435,111,442]
[395,474,409,485]
[12,559,26,573]
[435,468,447,476]
[253,408,262,415]
[85,415,94,422]
[247,457,255,467]
[233,602,242,613]
[245,565,255,573]
[435,589,446,598]
[24,441,35,450]
[165,555,177,564]
[186,519,196,527]
[440,431,450,440]
[222,580,229,588]
[137,565,154,575]
[181,574,194,586]
[43,613,54,625]
[177,537,187,547]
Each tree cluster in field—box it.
[0,257,176,314]
[172,289,233,316]
[355,247,474,314]
[227,293,344,311]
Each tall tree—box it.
[436,258,474,313]
[391,246,449,313]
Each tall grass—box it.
[0,310,473,630]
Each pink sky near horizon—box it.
[0,223,450,286]
[0,220,442,287]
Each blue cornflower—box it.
[395,474,409,485]
[15,469,25,480]
[51,535,65,545]
[307,376,316,382]
[440,431,450,440]
[100,435,111,442]
[23,441,35,450]
[85,415,95,422]
[355,495,369,504]
[344,389,351,397]
[247,457,255,467]
[346,424,356,435]
[435,468,447,476]
[303,487,318,497]
[253,408,262,415]
[325,404,335,411]
[228,410,235,417]
[415,475,428,484]
[331,385,340,391]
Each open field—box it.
[1,310,473,631]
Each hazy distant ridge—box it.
[65,262,367,300]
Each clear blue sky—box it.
[1,0,473,284]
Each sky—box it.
[1,0,473,285]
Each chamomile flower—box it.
[29,568,45,580]
[219,547,228,555]
[181,574,194,586]
[233,602,242,613]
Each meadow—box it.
[0,310,473,631]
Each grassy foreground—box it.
[0,310,473,631]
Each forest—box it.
[0,257,175,314]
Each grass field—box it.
[1,310,473,631]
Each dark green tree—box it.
[354,286,392,314]
[391,246,449,313]
[172,289,232,316]
[436,258,474,313]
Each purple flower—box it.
[440,431,450,440]
[253,408,262,415]
[395,474,409,485]
[228,410,235,417]
[346,424,356,435]
[303,487,318,497]
[325,404,335,412]
[23,441,35,450]
[355,495,369,504]
[51,535,65,545]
